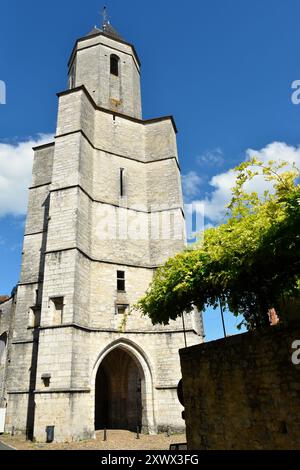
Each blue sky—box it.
[1,0,300,340]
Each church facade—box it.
[0,22,203,442]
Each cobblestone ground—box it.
[0,430,186,451]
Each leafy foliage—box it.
[137,158,300,330]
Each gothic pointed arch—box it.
[92,339,156,433]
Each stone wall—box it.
[180,323,300,450]
[0,299,11,406]
[0,297,15,409]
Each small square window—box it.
[29,308,41,328]
[50,297,64,325]
[41,373,51,388]
[117,271,125,292]
[116,304,129,316]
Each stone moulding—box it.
[56,85,178,134]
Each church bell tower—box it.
[3,16,203,442]
[68,19,142,118]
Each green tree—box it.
[137,158,300,330]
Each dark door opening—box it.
[95,347,142,431]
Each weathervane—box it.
[101,6,109,29]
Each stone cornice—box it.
[37,322,197,336]
[49,182,185,219]
[32,142,55,151]
[29,182,51,190]
[68,31,141,69]
[55,128,181,171]
[45,246,158,270]
[8,388,91,395]
[68,40,141,75]
[57,85,178,134]
[34,388,91,395]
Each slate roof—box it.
[86,22,123,41]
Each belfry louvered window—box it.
[110,54,120,77]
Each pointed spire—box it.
[101,6,123,40]
[85,7,123,40]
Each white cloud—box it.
[182,171,203,199]
[0,134,54,217]
[194,141,300,225]
[197,148,224,167]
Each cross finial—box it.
[101,6,109,29]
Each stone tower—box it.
[0,21,203,442]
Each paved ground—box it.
[0,430,186,451]
[0,440,14,451]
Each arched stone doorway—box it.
[95,347,143,431]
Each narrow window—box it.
[0,333,7,366]
[120,168,125,197]
[69,64,76,89]
[50,297,64,325]
[110,54,120,76]
[117,271,125,292]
